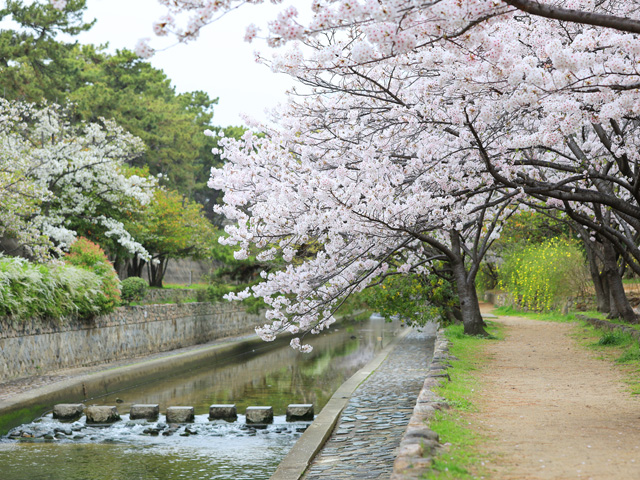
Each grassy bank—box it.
[493,305,608,322]
[425,306,640,478]
[424,322,502,479]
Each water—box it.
[1,416,305,480]
[0,317,401,480]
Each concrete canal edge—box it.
[270,326,413,480]
[0,332,282,435]
[0,312,368,435]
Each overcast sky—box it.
[75,0,295,127]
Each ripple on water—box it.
[1,414,310,480]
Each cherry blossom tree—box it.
[141,0,640,54]
[0,100,156,259]
[209,91,518,341]
[136,0,640,337]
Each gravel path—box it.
[303,326,436,480]
[473,316,640,480]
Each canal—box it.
[0,317,402,480]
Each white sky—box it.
[75,0,295,127]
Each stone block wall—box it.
[0,303,265,381]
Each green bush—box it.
[206,283,234,302]
[361,272,458,326]
[65,237,120,313]
[206,282,265,314]
[0,255,110,320]
[120,277,149,305]
[499,238,589,312]
[195,289,208,303]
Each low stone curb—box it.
[391,327,452,480]
[575,315,640,343]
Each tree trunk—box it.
[602,243,636,323]
[583,240,610,313]
[451,260,487,336]
[127,257,146,278]
[451,306,463,323]
[598,274,611,313]
[149,257,169,288]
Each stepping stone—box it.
[85,406,120,424]
[286,404,314,422]
[130,404,160,421]
[166,406,194,423]
[209,404,237,421]
[53,404,84,421]
[245,406,273,424]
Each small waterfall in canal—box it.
[0,317,401,480]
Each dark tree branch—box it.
[504,0,640,34]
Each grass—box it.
[423,322,503,479]
[596,330,630,346]
[584,326,640,394]
[493,305,573,322]
[493,305,612,323]
[494,305,640,395]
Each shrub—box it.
[65,237,120,313]
[206,282,265,313]
[206,283,233,302]
[0,255,108,320]
[499,238,589,312]
[120,277,149,305]
[362,272,458,326]
[195,289,208,303]
[48,264,105,318]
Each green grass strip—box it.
[424,322,502,479]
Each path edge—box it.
[575,314,640,343]
[270,326,413,480]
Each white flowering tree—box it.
[211,113,517,341]
[122,0,640,339]
[0,100,156,259]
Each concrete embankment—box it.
[0,331,288,435]
[0,302,265,380]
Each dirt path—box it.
[472,315,640,480]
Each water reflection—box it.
[0,439,294,480]
[91,318,398,415]
[0,317,400,480]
